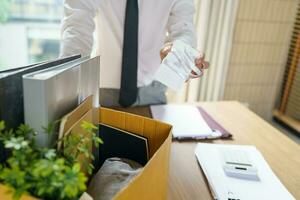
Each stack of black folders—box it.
[98,123,149,168]
[0,55,81,163]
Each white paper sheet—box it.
[195,143,295,200]
[154,40,202,91]
[150,104,216,139]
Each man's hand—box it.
[160,42,173,60]
[160,43,209,79]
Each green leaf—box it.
[0,121,5,131]
[72,163,81,173]
[4,137,29,150]
[16,124,35,138]
[80,121,98,132]
[96,137,104,144]
[42,122,55,135]
[44,149,57,160]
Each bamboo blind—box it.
[279,1,300,121]
[223,0,298,120]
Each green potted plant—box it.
[0,120,102,200]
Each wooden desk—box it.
[116,101,300,200]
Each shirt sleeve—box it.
[60,0,98,57]
[165,0,197,47]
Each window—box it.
[0,0,63,71]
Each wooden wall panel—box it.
[224,0,298,120]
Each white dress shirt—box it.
[60,0,196,89]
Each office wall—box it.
[223,0,298,120]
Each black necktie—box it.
[119,0,139,107]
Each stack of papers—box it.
[150,104,221,139]
[195,143,295,200]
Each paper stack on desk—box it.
[195,143,295,200]
[150,104,222,139]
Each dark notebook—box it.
[98,123,149,168]
[0,55,81,163]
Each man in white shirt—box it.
[60,0,208,107]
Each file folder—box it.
[151,104,232,139]
[23,56,100,147]
[0,55,81,130]
[0,55,81,163]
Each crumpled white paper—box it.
[154,40,202,91]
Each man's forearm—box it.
[60,0,97,57]
[165,0,197,47]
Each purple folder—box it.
[197,107,232,139]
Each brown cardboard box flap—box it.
[0,107,172,200]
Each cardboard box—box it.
[0,107,172,200]
[99,108,172,200]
